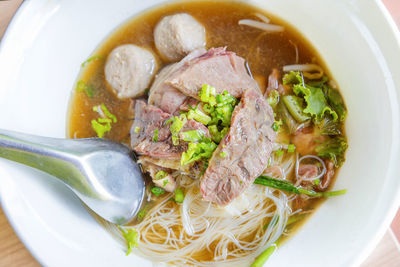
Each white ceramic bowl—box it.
[1,0,400,266]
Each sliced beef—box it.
[105,44,158,99]
[139,156,204,179]
[200,88,276,205]
[154,13,206,62]
[131,100,209,159]
[165,47,259,99]
[148,49,205,114]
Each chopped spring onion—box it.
[208,125,229,143]
[163,179,169,187]
[155,171,168,180]
[91,119,111,138]
[167,116,185,145]
[314,179,321,185]
[100,103,117,123]
[274,149,284,157]
[180,139,217,166]
[254,175,347,197]
[199,84,217,106]
[76,80,94,98]
[287,144,296,153]
[120,228,138,255]
[272,120,282,132]
[152,129,159,142]
[219,151,227,158]
[187,107,211,125]
[174,188,185,203]
[134,126,141,133]
[151,186,165,197]
[250,244,277,267]
[180,130,205,142]
[81,55,103,68]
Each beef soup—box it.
[67,1,348,266]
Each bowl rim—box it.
[1,0,400,266]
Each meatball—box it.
[104,44,158,99]
[154,13,206,62]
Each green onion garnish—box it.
[134,127,141,133]
[155,171,168,180]
[120,228,138,255]
[81,55,103,68]
[287,144,295,153]
[151,186,165,197]
[174,188,184,203]
[152,129,159,142]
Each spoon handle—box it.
[0,129,96,195]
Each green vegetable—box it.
[152,129,159,142]
[76,80,94,98]
[284,71,338,121]
[151,186,165,197]
[199,84,217,106]
[174,188,185,203]
[315,137,348,167]
[215,90,237,106]
[316,116,342,135]
[187,107,211,125]
[287,144,295,153]
[180,139,217,165]
[163,179,169,187]
[81,55,103,68]
[100,104,117,123]
[267,90,279,108]
[208,125,229,143]
[91,119,111,138]
[323,86,347,121]
[180,130,205,142]
[134,126,141,133]
[272,120,283,132]
[155,171,168,180]
[137,208,147,220]
[314,179,321,185]
[274,149,284,157]
[120,228,138,255]
[283,71,303,85]
[277,101,299,134]
[307,76,328,87]
[219,151,227,158]
[282,95,310,122]
[251,244,277,267]
[167,116,185,145]
[254,175,347,197]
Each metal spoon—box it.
[0,129,145,225]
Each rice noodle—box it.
[295,154,326,182]
[238,19,284,32]
[254,13,270,23]
[105,179,292,267]
[282,64,324,79]
[288,40,299,64]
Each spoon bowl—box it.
[0,129,145,225]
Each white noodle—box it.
[296,155,327,182]
[238,19,284,32]
[254,13,270,23]
[282,64,324,79]
[289,40,299,64]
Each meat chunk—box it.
[148,49,205,114]
[291,126,329,155]
[105,44,158,99]
[139,160,177,192]
[139,156,204,179]
[200,88,276,205]
[154,13,206,62]
[131,100,209,159]
[165,47,259,99]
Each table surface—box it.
[1,0,400,266]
